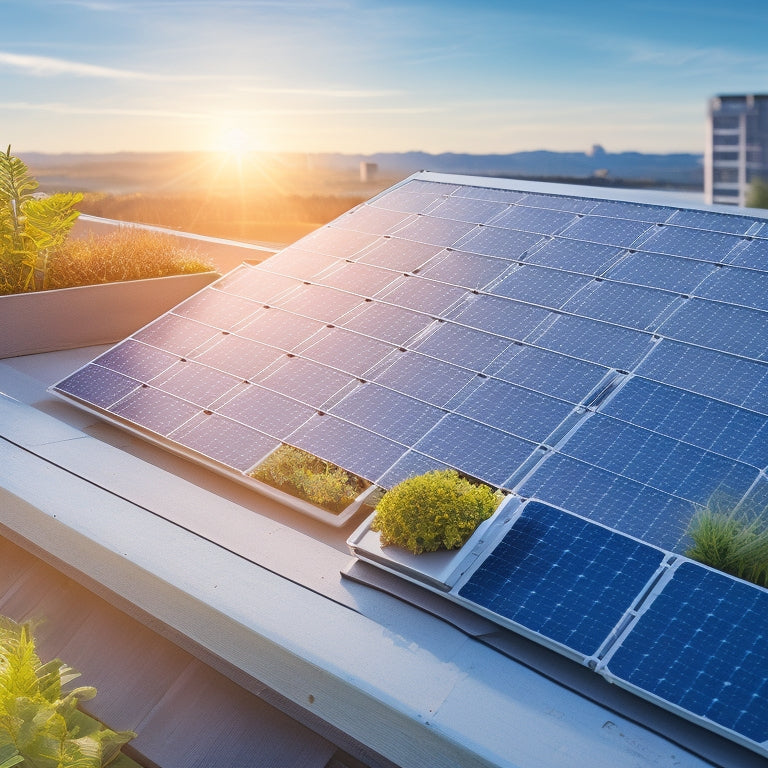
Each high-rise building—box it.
[705,94,768,206]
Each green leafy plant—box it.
[0,616,135,767]
[685,498,768,587]
[250,445,369,514]
[0,146,82,292]
[44,229,213,291]
[371,469,502,554]
[746,176,768,209]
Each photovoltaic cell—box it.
[518,193,596,214]
[605,251,717,294]
[455,226,543,259]
[174,287,260,329]
[447,294,551,340]
[391,215,477,247]
[561,280,682,331]
[95,340,178,382]
[256,357,356,408]
[528,314,655,370]
[726,237,768,270]
[293,226,380,259]
[453,378,573,443]
[419,249,511,290]
[491,205,578,235]
[414,414,536,487]
[459,502,666,657]
[452,186,527,204]
[340,301,434,346]
[491,265,593,308]
[588,200,673,223]
[273,283,365,323]
[658,298,768,361]
[289,414,407,482]
[378,276,468,316]
[237,308,325,351]
[299,327,396,377]
[602,377,768,468]
[642,226,743,263]
[357,238,444,272]
[372,351,477,407]
[636,340,768,416]
[316,261,401,296]
[524,238,624,275]
[53,364,140,409]
[376,450,452,488]
[171,414,280,472]
[333,205,414,236]
[559,216,654,248]
[428,196,509,224]
[330,383,445,445]
[603,562,768,745]
[695,265,768,311]
[217,385,315,439]
[110,387,199,436]
[516,453,696,550]
[154,361,242,408]
[559,414,759,504]
[488,343,610,403]
[192,334,285,380]
[214,266,299,304]
[132,313,220,356]
[668,208,759,235]
[412,323,511,371]
[256,247,338,280]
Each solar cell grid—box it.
[192,334,285,380]
[237,308,326,351]
[458,502,666,657]
[95,339,178,382]
[602,562,768,746]
[289,415,407,482]
[172,288,260,330]
[370,188,446,215]
[333,205,414,236]
[300,327,396,377]
[412,323,511,371]
[695,265,768,311]
[658,298,768,361]
[455,226,543,259]
[214,267,299,304]
[451,186,527,204]
[524,238,624,275]
[636,340,768,415]
[726,237,768,270]
[357,237,444,272]
[256,357,356,408]
[376,451,452,488]
[257,247,338,280]
[329,383,446,445]
[294,226,381,258]
[518,193,597,214]
[340,301,434,346]
[668,208,759,235]
[491,264,593,308]
[588,200,673,223]
[561,280,682,331]
[54,364,140,409]
[315,261,401,296]
[446,293,551,340]
[110,387,199,436]
[491,205,578,235]
[390,215,478,248]
[133,313,220,357]
[419,249,512,290]
[604,251,717,293]
[641,226,743,263]
[217,385,315,439]
[559,216,654,248]
[453,378,573,443]
[171,414,280,472]
[378,275,469,316]
[273,283,366,323]
[602,377,768,468]
[428,196,509,224]
[154,361,242,408]
[414,414,536,487]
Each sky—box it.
[1,0,768,156]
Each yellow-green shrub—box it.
[372,469,501,554]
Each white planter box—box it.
[0,272,219,359]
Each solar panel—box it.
[600,561,768,752]
[457,501,667,659]
[604,251,717,293]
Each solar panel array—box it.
[50,173,768,756]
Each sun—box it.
[215,127,251,159]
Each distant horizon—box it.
[4,1,767,156]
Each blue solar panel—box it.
[391,215,478,248]
[133,313,220,356]
[453,378,573,443]
[487,343,609,403]
[726,237,768,270]
[560,216,653,248]
[458,501,666,657]
[561,280,682,331]
[560,414,759,505]
[641,226,743,262]
[372,351,476,407]
[54,364,140,408]
[376,450,452,488]
[524,238,623,275]
[330,384,445,445]
[174,287,263,330]
[316,261,401,296]
[192,334,284,380]
[604,251,717,293]
[340,301,434,346]
[588,200,673,223]
[110,387,199,436]
[96,340,178,382]
[602,561,768,747]
[695,265,768,311]
[257,247,338,280]
[214,265,299,304]
[419,249,511,290]
[357,238,443,272]
[273,283,365,323]
[300,327,396,378]
[370,183,450,214]
[446,294,551,340]
[172,414,280,472]
[154,361,242,408]
[217,386,315,440]
[658,298,768,361]
[452,186,527,204]
[636,340,768,415]
[516,453,696,550]
[492,205,578,235]
[428,196,509,224]
[668,208,759,235]
[237,308,325,351]
[256,357,356,408]
[491,265,593,308]
[455,226,543,259]
[518,193,596,214]
[528,314,655,369]
[289,414,407,482]
[412,323,511,371]
[601,377,768,468]
[378,275,469,316]
[333,205,414,236]
[414,414,536,487]
[293,226,380,259]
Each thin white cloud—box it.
[0,51,174,80]
[236,86,403,99]
[0,101,211,120]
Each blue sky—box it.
[2,0,767,155]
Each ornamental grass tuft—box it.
[372,469,502,554]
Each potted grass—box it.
[0,146,219,358]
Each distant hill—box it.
[18,148,703,195]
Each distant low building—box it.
[359,161,378,182]
[705,93,768,206]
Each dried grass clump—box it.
[45,229,213,289]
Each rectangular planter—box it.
[0,272,219,359]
